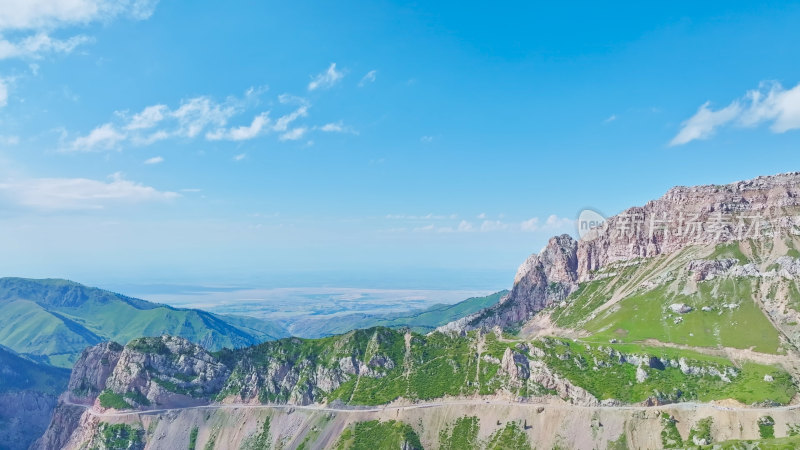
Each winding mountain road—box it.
[63,398,800,419]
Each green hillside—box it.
[549,240,797,355]
[290,290,507,337]
[0,278,289,367]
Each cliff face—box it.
[0,390,59,450]
[577,172,800,278]
[32,341,123,450]
[444,172,800,332]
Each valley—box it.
[12,172,800,449]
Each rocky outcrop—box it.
[104,336,230,408]
[440,234,580,332]
[0,390,59,450]
[577,172,800,278]
[33,342,124,450]
[66,341,123,404]
[30,403,86,450]
[528,360,598,406]
[687,258,738,281]
[500,347,530,382]
[443,172,800,332]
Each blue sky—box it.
[1,1,800,290]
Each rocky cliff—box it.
[0,345,68,450]
[443,172,800,333]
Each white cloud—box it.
[233,153,246,161]
[279,127,307,141]
[318,121,357,135]
[477,212,487,219]
[604,114,617,123]
[125,104,167,130]
[544,214,574,229]
[0,33,91,60]
[273,106,308,132]
[70,84,355,149]
[520,217,540,232]
[456,220,474,232]
[143,156,163,164]
[72,88,292,149]
[740,82,800,133]
[0,172,178,211]
[171,96,236,138]
[671,81,800,146]
[69,123,125,151]
[308,63,344,91]
[670,101,741,146]
[320,122,343,132]
[480,220,508,232]
[520,214,573,232]
[358,70,377,86]
[0,0,159,31]
[277,93,309,106]
[207,112,270,141]
[420,135,434,143]
[0,79,7,107]
[386,213,455,220]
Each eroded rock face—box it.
[30,403,85,450]
[500,347,531,382]
[440,234,580,332]
[0,390,58,450]
[687,258,738,281]
[528,360,598,406]
[443,172,800,332]
[104,336,231,408]
[67,341,123,403]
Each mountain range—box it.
[0,277,291,368]
[12,172,800,449]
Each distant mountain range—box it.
[0,277,290,368]
[288,290,507,337]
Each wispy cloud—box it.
[604,114,617,123]
[0,172,178,211]
[308,63,344,91]
[143,156,163,165]
[207,112,270,141]
[480,220,508,232]
[358,70,377,86]
[520,214,573,232]
[0,79,8,107]
[69,123,125,151]
[318,121,358,135]
[671,81,800,146]
[279,127,307,141]
[420,135,434,143]
[0,33,92,60]
[0,0,159,31]
[66,89,319,149]
[233,153,246,161]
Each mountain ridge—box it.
[0,277,290,368]
[442,171,800,334]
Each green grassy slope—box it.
[290,291,507,338]
[550,241,788,354]
[0,277,289,367]
[585,279,781,353]
[128,326,793,408]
